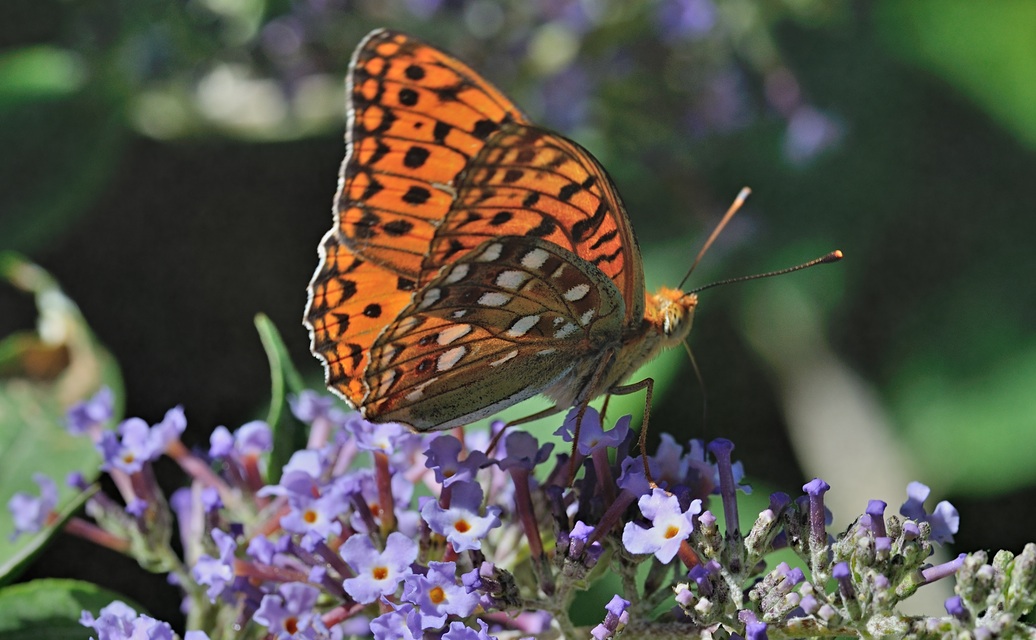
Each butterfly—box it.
[304,29,698,432]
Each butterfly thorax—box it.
[608,286,698,389]
[541,286,697,408]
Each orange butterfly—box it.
[305,29,697,432]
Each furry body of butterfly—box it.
[305,29,699,431]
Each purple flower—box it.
[208,426,234,459]
[192,529,238,602]
[442,618,496,640]
[290,390,337,423]
[98,407,186,474]
[209,420,272,459]
[945,595,967,619]
[617,456,651,497]
[341,532,418,604]
[566,520,603,562]
[259,450,326,501]
[803,477,831,547]
[67,387,114,435]
[900,481,959,544]
[421,481,501,552]
[149,405,187,454]
[8,473,57,539]
[201,487,222,513]
[80,601,175,640]
[370,602,424,640]
[254,582,324,639]
[247,534,289,565]
[402,561,479,628]
[591,594,630,639]
[98,419,150,474]
[553,407,628,455]
[354,419,412,455]
[280,490,347,540]
[622,488,701,563]
[496,431,553,471]
[425,435,489,487]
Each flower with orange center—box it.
[401,561,480,628]
[420,481,501,552]
[622,487,702,563]
[341,532,418,604]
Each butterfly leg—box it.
[607,377,655,484]
[599,393,613,425]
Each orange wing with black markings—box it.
[337,29,528,278]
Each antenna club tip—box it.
[824,250,844,263]
[736,186,751,201]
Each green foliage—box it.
[0,579,139,640]
[0,254,122,584]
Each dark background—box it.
[3,0,1035,626]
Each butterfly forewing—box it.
[338,29,527,277]
[361,237,626,430]
[305,231,419,405]
[427,124,646,324]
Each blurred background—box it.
[3,0,1035,627]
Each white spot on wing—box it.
[478,292,511,307]
[580,309,595,325]
[437,324,472,345]
[495,270,529,290]
[506,315,540,338]
[564,284,590,301]
[551,265,565,279]
[437,346,467,371]
[479,243,503,262]
[521,248,550,270]
[554,322,578,339]
[536,348,557,356]
[444,263,470,284]
[378,346,398,368]
[397,317,420,333]
[377,370,396,396]
[452,309,467,319]
[406,377,439,402]
[490,350,519,367]
[418,288,441,310]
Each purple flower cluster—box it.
[8,386,982,639]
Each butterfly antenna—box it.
[687,250,843,295]
[678,187,752,290]
[682,340,708,433]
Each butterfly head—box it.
[646,286,698,345]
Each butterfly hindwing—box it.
[361,237,626,430]
[428,123,646,325]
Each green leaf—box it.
[0,254,123,584]
[255,313,307,482]
[0,487,96,587]
[0,579,139,639]
[876,0,1036,148]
